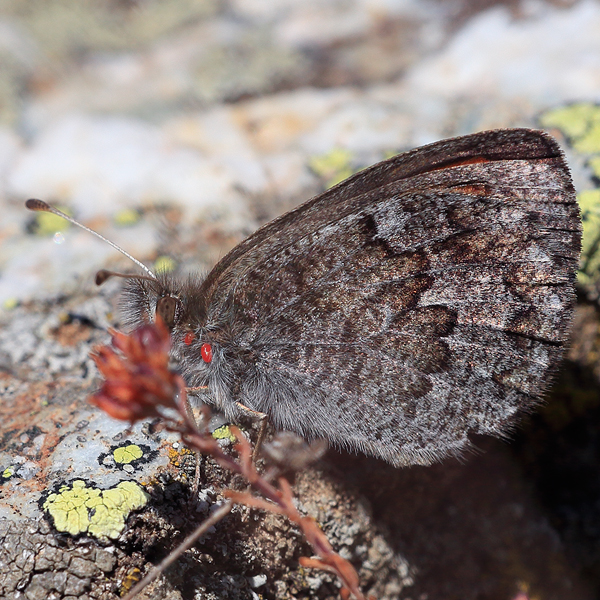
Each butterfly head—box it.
[114,270,208,333]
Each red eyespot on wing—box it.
[184,332,195,346]
[201,343,212,363]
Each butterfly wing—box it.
[188,129,581,467]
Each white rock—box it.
[405,0,600,102]
[0,127,22,198]
[248,574,267,588]
[7,114,249,221]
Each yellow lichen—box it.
[43,479,149,540]
[114,208,140,227]
[540,103,600,145]
[309,148,355,189]
[33,209,72,236]
[212,425,237,443]
[154,255,177,273]
[113,444,144,464]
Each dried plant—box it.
[90,319,369,600]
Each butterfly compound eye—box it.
[201,343,212,363]
[156,296,182,330]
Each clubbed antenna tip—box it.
[24,198,157,282]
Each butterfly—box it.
[27,128,581,467]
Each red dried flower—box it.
[90,317,182,422]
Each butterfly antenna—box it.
[25,199,157,281]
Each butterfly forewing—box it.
[182,129,580,467]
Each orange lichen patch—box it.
[51,320,95,347]
[0,375,92,493]
[0,376,55,431]
[167,445,194,468]
[37,430,63,461]
[167,446,180,466]
[119,567,143,595]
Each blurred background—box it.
[1,2,600,599]
[1,0,599,303]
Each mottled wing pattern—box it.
[194,129,581,467]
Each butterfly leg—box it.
[184,386,210,503]
[183,386,208,420]
[186,385,209,393]
[235,402,268,461]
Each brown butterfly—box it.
[27,128,581,467]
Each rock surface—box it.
[1,1,600,599]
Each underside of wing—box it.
[195,129,581,467]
